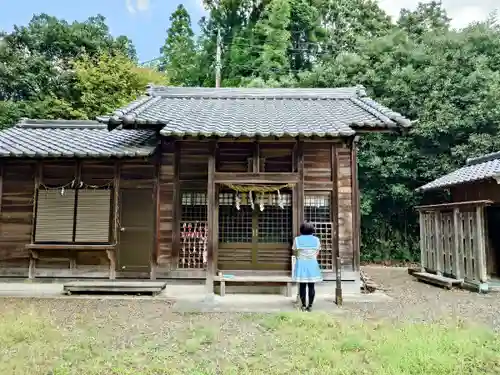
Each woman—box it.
[292,222,322,311]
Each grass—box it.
[1,302,499,375]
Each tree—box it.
[159,4,197,86]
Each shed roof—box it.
[418,151,500,191]
[97,86,411,137]
[0,119,158,158]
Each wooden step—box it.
[413,272,462,289]
[63,281,167,296]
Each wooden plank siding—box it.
[0,137,360,279]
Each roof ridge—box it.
[16,118,107,130]
[466,151,500,166]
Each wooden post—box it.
[452,208,462,279]
[111,161,120,280]
[296,140,304,226]
[205,142,217,295]
[419,211,426,272]
[332,144,341,305]
[29,162,42,278]
[475,206,487,283]
[0,164,3,214]
[350,136,360,272]
[172,141,181,271]
[434,211,442,275]
[151,154,160,280]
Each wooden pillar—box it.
[332,143,341,305]
[0,164,3,214]
[419,211,426,272]
[28,162,42,279]
[110,161,120,280]
[433,211,442,275]
[350,136,360,272]
[296,140,304,228]
[172,141,181,271]
[151,154,160,280]
[452,208,462,279]
[205,142,217,294]
[475,206,487,283]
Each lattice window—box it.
[219,192,253,243]
[179,191,207,269]
[258,192,293,244]
[304,193,333,270]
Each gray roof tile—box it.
[97,86,411,137]
[0,119,158,158]
[418,151,500,191]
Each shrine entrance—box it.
[217,186,293,271]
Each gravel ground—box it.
[351,266,500,330]
[1,266,499,333]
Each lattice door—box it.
[304,193,334,270]
[178,192,208,269]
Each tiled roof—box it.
[0,119,158,158]
[97,86,411,137]
[418,151,500,191]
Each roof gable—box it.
[97,85,411,137]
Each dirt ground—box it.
[352,266,500,330]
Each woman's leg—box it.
[299,282,307,308]
[307,282,315,308]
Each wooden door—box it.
[217,191,293,271]
[118,189,155,273]
[254,197,293,271]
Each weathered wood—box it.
[25,244,116,250]
[475,206,487,282]
[63,280,167,295]
[296,141,304,229]
[452,208,462,278]
[350,137,360,271]
[433,211,443,275]
[0,164,3,214]
[413,271,463,289]
[214,172,299,184]
[215,274,294,297]
[106,249,117,280]
[206,142,216,294]
[171,141,180,270]
[416,200,493,211]
[419,211,426,271]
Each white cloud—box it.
[377,0,499,28]
[125,0,150,14]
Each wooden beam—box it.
[214,172,299,185]
[206,141,217,295]
[72,160,81,243]
[252,140,260,172]
[112,161,120,280]
[416,200,493,211]
[25,244,117,250]
[296,141,304,229]
[475,206,487,283]
[332,143,341,304]
[350,137,360,272]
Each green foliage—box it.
[5,2,500,262]
[159,4,198,86]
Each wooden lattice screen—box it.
[179,192,208,269]
[420,207,487,282]
[304,193,334,270]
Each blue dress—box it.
[293,235,323,283]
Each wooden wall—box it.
[0,158,156,276]
[451,180,500,202]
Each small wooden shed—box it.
[416,151,500,292]
[0,86,410,295]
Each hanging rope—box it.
[222,183,295,193]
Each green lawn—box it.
[1,303,499,375]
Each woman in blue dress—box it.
[293,222,322,311]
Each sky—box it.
[0,0,498,62]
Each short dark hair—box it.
[299,222,315,235]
